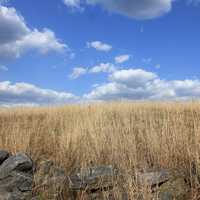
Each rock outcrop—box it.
[0,150,193,200]
[68,165,117,191]
[0,150,10,165]
[68,167,191,200]
[33,159,66,199]
[136,169,191,200]
[0,150,34,200]
[68,166,127,200]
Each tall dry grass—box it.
[0,102,200,198]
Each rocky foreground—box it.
[0,150,195,200]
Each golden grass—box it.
[0,102,200,198]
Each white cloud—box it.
[84,82,130,100]
[2,70,200,106]
[0,6,67,61]
[171,80,200,97]
[69,63,117,79]
[69,67,87,79]
[0,81,78,106]
[63,0,80,7]
[0,29,67,60]
[19,29,66,54]
[89,63,116,73]
[63,0,200,20]
[87,41,112,52]
[84,68,200,101]
[0,6,29,45]
[63,0,174,20]
[115,54,130,64]
[0,65,8,71]
[87,0,173,19]
[63,0,84,10]
[110,69,157,87]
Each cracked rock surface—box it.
[0,150,34,200]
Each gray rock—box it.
[136,169,170,187]
[0,190,32,200]
[0,153,34,200]
[0,153,33,179]
[156,177,191,200]
[0,191,21,200]
[135,169,191,200]
[34,160,66,199]
[0,171,33,192]
[68,165,117,191]
[67,166,120,200]
[0,150,10,165]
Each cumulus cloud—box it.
[63,0,84,10]
[69,63,117,79]
[0,29,67,60]
[69,67,87,79]
[0,6,67,61]
[2,69,200,106]
[63,0,200,20]
[63,0,81,7]
[89,63,116,73]
[87,41,112,52]
[110,69,157,87]
[0,6,29,44]
[84,68,200,101]
[0,81,78,106]
[87,0,173,19]
[115,54,130,64]
[63,0,173,19]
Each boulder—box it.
[34,160,66,199]
[156,177,191,200]
[0,150,9,165]
[68,165,117,191]
[0,190,32,200]
[134,169,191,200]
[136,169,170,187]
[0,153,34,200]
[68,166,120,200]
[0,153,33,178]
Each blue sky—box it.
[0,0,200,106]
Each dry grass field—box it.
[1,102,200,199]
